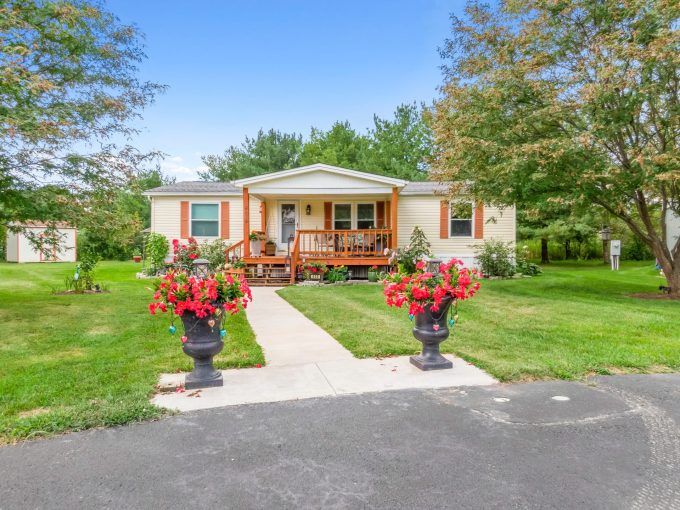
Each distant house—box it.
[5,222,77,263]
[143,164,516,283]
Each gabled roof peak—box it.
[233,163,408,187]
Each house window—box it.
[450,202,473,237]
[191,203,219,237]
[333,204,352,229]
[357,203,375,229]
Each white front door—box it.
[279,202,298,251]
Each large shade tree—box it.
[0,0,163,246]
[432,0,680,295]
[199,129,303,181]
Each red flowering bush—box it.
[303,262,327,277]
[383,259,481,317]
[149,270,252,319]
[172,238,200,270]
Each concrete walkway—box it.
[244,287,354,366]
[152,287,496,411]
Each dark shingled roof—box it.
[144,181,240,194]
[400,181,449,195]
[145,180,449,195]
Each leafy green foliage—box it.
[0,0,164,243]
[431,0,680,292]
[200,129,303,181]
[145,233,169,273]
[201,103,434,182]
[199,239,229,272]
[326,265,349,283]
[475,240,515,278]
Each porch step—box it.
[244,262,292,287]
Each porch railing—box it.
[225,240,244,262]
[296,229,392,258]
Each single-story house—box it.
[5,222,77,263]
[143,163,516,284]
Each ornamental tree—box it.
[0,0,164,245]
[432,0,680,295]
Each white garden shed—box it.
[5,222,77,263]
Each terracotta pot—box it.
[133,255,142,263]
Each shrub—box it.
[326,265,349,283]
[145,233,169,273]
[475,239,515,277]
[200,239,229,272]
[515,246,542,276]
[386,226,432,274]
[171,238,199,271]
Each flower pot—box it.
[133,255,142,263]
[410,296,453,371]
[250,240,261,256]
[265,243,276,256]
[180,312,224,389]
[367,271,378,282]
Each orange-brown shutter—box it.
[180,201,189,239]
[220,201,230,239]
[440,201,449,239]
[376,201,385,228]
[324,202,332,229]
[385,201,391,227]
[474,202,484,239]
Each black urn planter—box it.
[180,312,224,389]
[410,296,454,371]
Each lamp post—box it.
[599,227,612,264]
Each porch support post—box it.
[243,187,250,257]
[391,187,398,249]
[260,201,266,255]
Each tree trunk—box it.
[564,240,571,260]
[662,264,680,298]
[541,238,550,264]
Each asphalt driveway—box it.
[1,374,680,509]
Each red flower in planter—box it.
[382,258,480,318]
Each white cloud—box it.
[160,155,207,181]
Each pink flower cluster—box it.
[383,259,481,317]
[149,270,252,318]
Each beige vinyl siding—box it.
[262,196,391,242]
[150,195,261,248]
[397,195,515,258]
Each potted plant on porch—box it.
[149,270,252,389]
[383,259,480,371]
[265,239,276,256]
[249,231,264,257]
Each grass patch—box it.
[0,261,264,445]
[278,261,680,382]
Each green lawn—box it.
[278,261,680,382]
[0,261,264,445]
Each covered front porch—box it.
[230,164,407,284]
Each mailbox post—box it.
[610,240,621,271]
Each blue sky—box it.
[108,0,463,180]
